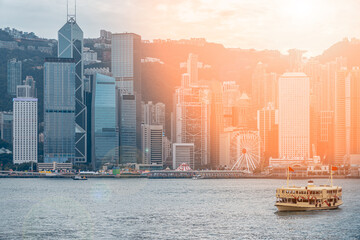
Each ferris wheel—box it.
[230,130,261,173]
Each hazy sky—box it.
[1,0,360,56]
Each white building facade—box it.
[278,72,310,159]
[13,97,38,164]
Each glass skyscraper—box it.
[0,112,13,143]
[111,33,141,94]
[58,15,87,163]
[119,94,137,164]
[44,58,76,163]
[7,58,22,96]
[112,33,142,162]
[92,73,119,169]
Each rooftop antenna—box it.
[67,0,76,23]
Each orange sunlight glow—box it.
[280,1,317,25]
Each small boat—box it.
[73,175,87,180]
[192,174,204,180]
[275,166,342,211]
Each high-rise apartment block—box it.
[13,97,37,164]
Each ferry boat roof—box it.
[278,185,341,190]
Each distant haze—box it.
[1,0,360,56]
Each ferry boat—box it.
[192,174,204,180]
[73,175,87,180]
[275,166,342,211]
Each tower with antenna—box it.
[57,0,87,164]
[67,0,77,23]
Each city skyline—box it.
[1,0,360,56]
[0,0,360,171]
[0,1,359,239]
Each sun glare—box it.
[281,1,315,24]
[292,2,312,18]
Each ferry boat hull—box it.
[275,202,342,212]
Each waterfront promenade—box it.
[0,170,358,179]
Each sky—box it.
[1,0,360,56]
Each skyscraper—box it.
[111,33,142,94]
[58,11,87,163]
[187,53,198,85]
[288,49,306,72]
[7,58,22,96]
[0,112,13,144]
[257,103,279,167]
[237,92,252,128]
[16,85,32,98]
[141,124,163,165]
[318,111,334,164]
[23,76,36,98]
[222,81,240,128]
[334,68,360,165]
[278,72,310,159]
[91,73,119,169]
[251,62,266,111]
[119,94,137,164]
[112,33,142,160]
[84,68,111,166]
[142,101,165,128]
[44,58,76,163]
[174,74,211,168]
[209,81,224,168]
[13,96,37,164]
[264,72,279,108]
[334,69,347,165]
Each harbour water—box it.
[0,178,359,239]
